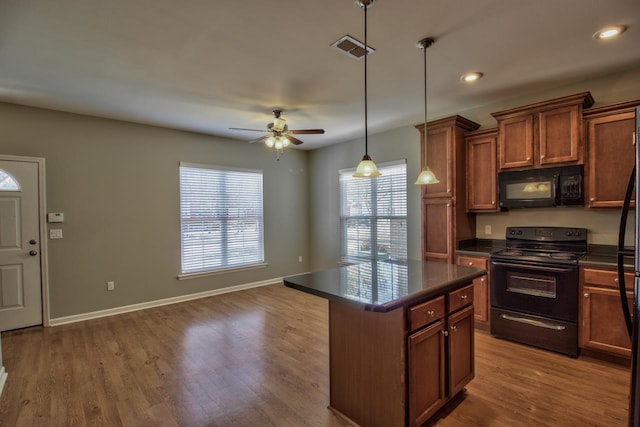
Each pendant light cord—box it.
[364,2,369,156]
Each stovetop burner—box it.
[491,226,588,265]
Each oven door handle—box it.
[490,260,575,273]
[500,314,566,331]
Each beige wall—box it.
[0,103,310,319]
[309,65,640,269]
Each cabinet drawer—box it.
[448,284,474,313]
[409,296,445,332]
[583,268,633,290]
[457,256,488,269]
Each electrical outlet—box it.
[107,281,115,291]
[484,225,492,235]
[49,229,63,239]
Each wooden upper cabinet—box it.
[465,129,498,212]
[584,100,639,208]
[416,116,480,199]
[492,92,594,170]
[497,114,534,169]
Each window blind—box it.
[339,160,407,262]
[179,164,264,274]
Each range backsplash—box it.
[475,206,634,246]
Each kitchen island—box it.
[283,259,485,427]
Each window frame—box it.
[339,159,408,264]
[178,162,266,279]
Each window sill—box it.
[178,263,268,281]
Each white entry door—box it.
[0,159,43,331]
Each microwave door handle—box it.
[490,260,574,273]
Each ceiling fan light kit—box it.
[352,0,381,178]
[414,37,440,185]
[229,109,324,159]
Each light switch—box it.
[49,229,63,239]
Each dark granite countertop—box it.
[283,259,485,313]
[455,239,634,269]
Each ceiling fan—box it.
[230,110,325,150]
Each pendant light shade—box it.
[414,37,439,185]
[352,0,381,178]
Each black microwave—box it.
[498,165,583,208]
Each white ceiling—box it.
[1,0,639,150]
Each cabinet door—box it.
[408,319,446,427]
[498,114,534,169]
[423,199,453,263]
[581,286,632,357]
[538,105,581,165]
[466,133,498,211]
[422,125,453,199]
[586,111,636,208]
[457,256,489,324]
[448,305,475,397]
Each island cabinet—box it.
[456,255,489,328]
[283,260,484,427]
[584,100,640,208]
[416,115,479,263]
[579,267,633,357]
[491,92,594,170]
[465,128,498,212]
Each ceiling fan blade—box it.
[286,135,304,145]
[248,135,269,144]
[288,129,325,135]
[229,127,267,133]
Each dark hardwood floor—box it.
[0,284,631,426]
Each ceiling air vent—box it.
[331,35,375,60]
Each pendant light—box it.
[414,37,440,185]
[352,0,381,178]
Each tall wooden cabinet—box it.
[584,100,640,208]
[417,116,479,263]
[465,129,498,212]
[491,92,594,170]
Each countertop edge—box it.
[284,268,486,313]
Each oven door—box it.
[490,258,578,322]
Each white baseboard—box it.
[0,366,7,398]
[49,277,283,326]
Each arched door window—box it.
[0,169,20,191]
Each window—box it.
[340,160,407,263]
[0,170,20,191]
[179,163,264,275]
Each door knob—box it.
[29,250,38,256]
[30,239,37,245]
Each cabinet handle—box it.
[526,156,531,161]
[584,293,589,298]
[447,203,451,207]
[468,262,473,266]
[447,189,451,193]
[441,330,449,337]
[451,325,457,332]
[540,154,545,159]
[633,132,636,146]
[590,197,595,202]
[491,201,495,205]
[481,277,485,282]
[460,295,468,300]
[614,278,619,283]
[427,310,435,317]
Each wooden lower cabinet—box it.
[579,267,633,357]
[409,286,474,427]
[456,255,489,327]
[409,320,446,426]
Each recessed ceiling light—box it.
[593,25,627,40]
[461,72,483,83]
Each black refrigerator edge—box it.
[617,105,640,427]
